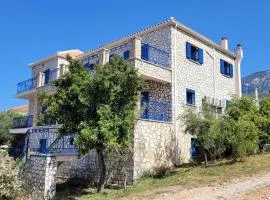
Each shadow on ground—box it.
[55,179,95,200]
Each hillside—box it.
[242,70,270,96]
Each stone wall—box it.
[133,120,174,180]
[56,150,134,186]
[20,155,57,199]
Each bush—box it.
[0,150,23,200]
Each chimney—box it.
[221,37,228,50]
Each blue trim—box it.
[186,89,196,105]
[123,50,130,60]
[186,42,191,59]
[198,48,204,64]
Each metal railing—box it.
[27,127,79,155]
[141,43,170,68]
[48,68,58,84]
[17,77,37,94]
[12,115,33,129]
[140,100,172,122]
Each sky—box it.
[0,0,269,111]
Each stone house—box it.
[9,17,243,199]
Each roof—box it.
[77,17,237,60]
[29,49,83,67]
[10,105,28,113]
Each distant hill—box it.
[242,70,270,96]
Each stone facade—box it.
[133,120,174,179]
[20,155,57,199]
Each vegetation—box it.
[183,96,265,165]
[0,110,21,145]
[55,153,270,200]
[0,150,23,200]
[39,56,143,192]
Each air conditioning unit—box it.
[213,98,219,107]
[203,96,212,104]
[220,100,226,108]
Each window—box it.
[123,50,130,60]
[186,42,203,64]
[186,89,195,105]
[141,44,149,61]
[220,59,233,77]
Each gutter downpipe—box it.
[173,23,179,165]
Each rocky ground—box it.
[126,171,270,200]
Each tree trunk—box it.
[97,148,106,193]
[204,150,208,168]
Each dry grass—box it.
[56,153,270,200]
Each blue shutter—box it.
[220,59,225,74]
[123,50,130,60]
[229,64,234,78]
[141,44,149,61]
[186,42,191,59]
[198,48,203,64]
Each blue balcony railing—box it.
[12,115,33,129]
[141,43,170,68]
[17,77,37,94]
[27,127,79,155]
[140,100,172,122]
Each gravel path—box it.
[127,171,270,200]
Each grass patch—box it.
[56,153,270,200]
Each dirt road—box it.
[126,171,270,200]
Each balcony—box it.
[16,68,60,98]
[17,77,37,94]
[12,115,33,129]
[141,43,170,68]
[140,100,172,122]
[27,127,79,158]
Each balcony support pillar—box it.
[98,48,110,65]
[37,72,45,87]
[131,36,142,59]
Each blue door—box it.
[141,91,149,119]
[44,69,50,84]
[191,138,199,157]
[39,139,47,153]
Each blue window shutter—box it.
[220,59,225,74]
[123,50,130,60]
[198,48,203,64]
[186,42,191,59]
[141,44,149,61]
[229,64,234,78]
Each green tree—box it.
[257,97,270,149]
[224,97,259,160]
[39,56,143,192]
[183,103,226,167]
[0,110,20,145]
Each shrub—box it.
[0,150,23,200]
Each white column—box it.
[235,44,243,97]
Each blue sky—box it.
[0,0,269,111]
